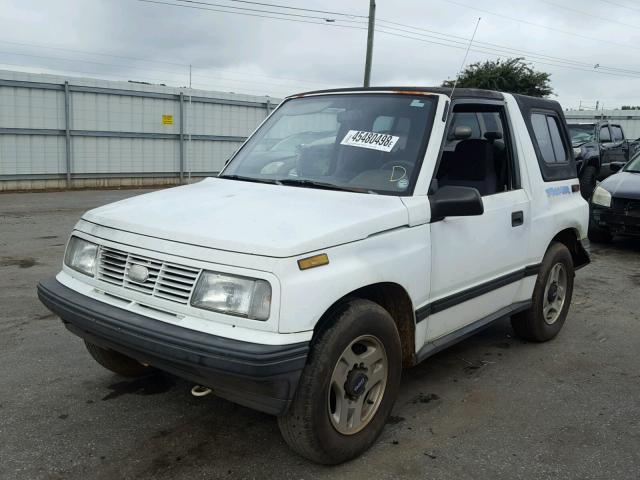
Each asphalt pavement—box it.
[1,188,639,480]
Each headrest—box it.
[484,131,503,141]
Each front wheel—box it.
[579,165,597,200]
[511,243,574,342]
[278,299,402,464]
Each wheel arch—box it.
[582,150,601,170]
[312,282,416,367]
[550,228,590,270]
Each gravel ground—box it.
[1,188,639,480]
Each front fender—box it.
[274,225,431,334]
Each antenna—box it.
[447,17,481,118]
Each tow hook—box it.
[191,385,213,397]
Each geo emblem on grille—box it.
[127,264,150,283]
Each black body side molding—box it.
[415,263,541,324]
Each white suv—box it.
[38,87,590,464]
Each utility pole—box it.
[363,0,376,87]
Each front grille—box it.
[611,197,640,216]
[97,246,201,304]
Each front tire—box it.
[579,165,597,200]
[511,243,574,342]
[278,299,402,464]
[84,341,154,377]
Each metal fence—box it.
[0,70,279,191]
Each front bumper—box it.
[37,278,309,416]
[591,206,640,237]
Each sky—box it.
[2,0,640,109]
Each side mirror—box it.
[610,162,624,172]
[429,186,484,222]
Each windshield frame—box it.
[219,92,440,196]
[624,152,640,173]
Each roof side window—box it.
[531,113,568,164]
[611,125,624,142]
[600,126,611,142]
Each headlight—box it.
[592,185,612,208]
[64,236,98,276]
[191,271,271,320]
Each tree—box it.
[442,57,553,97]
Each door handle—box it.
[512,211,524,227]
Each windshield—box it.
[221,93,438,194]
[625,152,640,172]
[568,124,595,144]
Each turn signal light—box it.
[297,254,329,270]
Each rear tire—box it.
[278,299,402,465]
[511,243,574,342]
[579,166,597,200]
[84,341,154,377]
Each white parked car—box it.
[38,87,590,464]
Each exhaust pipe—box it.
[191,385,212,397]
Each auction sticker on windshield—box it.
[341,130,400,152]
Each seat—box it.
[439,139,498,196]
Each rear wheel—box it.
[84,341,154,377]
[278,299,402,464]
[511,243,574,342]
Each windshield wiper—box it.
[276,178,375,194]
[218,174,280,185]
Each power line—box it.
[136,0,367,28]
[142,0,640,80]
[0,39,337,87]
[376,18,640,76]
[0,50,316,96]
[375,28,640,80]
[598,0,640,14]
[540,0,640,31]
[0,59,300,97]
[187,0,367,18]
[141,0,640,78]
[439,0,640,52]
[172,0,367,23]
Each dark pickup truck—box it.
[568,120,640,198]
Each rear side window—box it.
[531,113,568,164]
[611,125,624,142]
[513,95,576,182]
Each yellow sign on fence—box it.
[162,115,174,125]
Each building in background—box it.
[0,69,279,191]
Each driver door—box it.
[425,102,530,342]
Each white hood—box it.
[82,178,410,258]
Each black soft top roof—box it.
[295,86,563,110]
[295,86,504,100]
